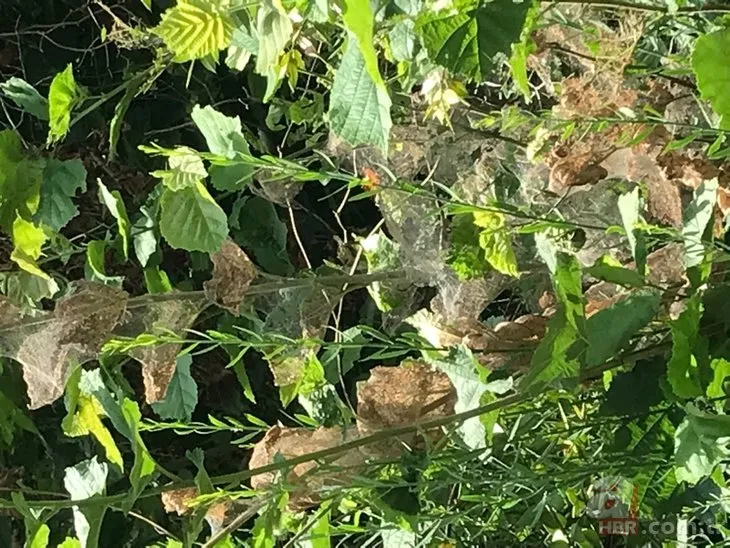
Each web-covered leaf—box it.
[155,0,235,63]
[0,282,128,408]
[114,294,206,403]
[203,239,257,314]
[674,404,730,485]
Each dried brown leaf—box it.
[204,239,257,315]
[161,487,198,515]
[0,282,127,409]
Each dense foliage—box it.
[2,0,730,546]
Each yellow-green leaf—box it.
[11,215,50,279]
[66,396,124,470]
[473,210,519,277]
[47,64,82,144]
[155,0,235,62]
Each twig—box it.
[550,0,730,13]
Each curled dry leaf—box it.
[116,295,205,403]
[250,361,456,508]
[204,239,257,315]
[161,487,241,532]
[406,309,547,371]
[0,282,128,409]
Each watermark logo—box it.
[586,476,639,536]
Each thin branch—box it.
[550,0,730,13]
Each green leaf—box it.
[389,19,417,62]
[329,38,392,153]
[151,150,208,190]
[585,261,645,288]
[617,187,646,275]
[583,289,660,367]
[667,296,706,400]
[418,0,530,82]
[64,456,109,548]
[143,267,173,294]
[321,327,365,384]
[692,28,730,130]
[97,180,131,261]
[151,354,198,421]
[675,404,730,485]
[109,75,146,162]
[255,0,293,75]
[64,396,124,470]
[36,158,87,231]
[85,240,124,286]
[0,129,44,231]
[230,195,292,275]
[191,104,253,190]
[155,0,235,62]
[58,539,82,548]
[342,0,384,87]
[427,346,489,449]
[11,215,49,280]
[29,524,50,548]
[447,214,491,280]
[133,205,158,267]
[473,210,519,277]
[509,41,532,101]
[707,358,730,402]
[0,77,49,120]
[47,64,82,144]
[160,182,228,252]
[552,253,585,334]
[521,310,579,392]
[682,178,717,268]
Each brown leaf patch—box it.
[204,239,257,315]
[0,282,127,409]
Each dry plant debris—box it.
[203,239,257,315]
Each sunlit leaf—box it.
[159,182,228,252]
[155,0,235,62]
[692,28,730,130]
[0,77,49,120]
[48,64,82,144]
[98,180,131,261]
[64,456,109,548]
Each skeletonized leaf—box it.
[0,77,49,120]
[155,0,235,62]
[203,239,257,314]
[0,282,128,408]
[47,64,82,144]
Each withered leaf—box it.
[204,239,257,315]
[0,282,128,409]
